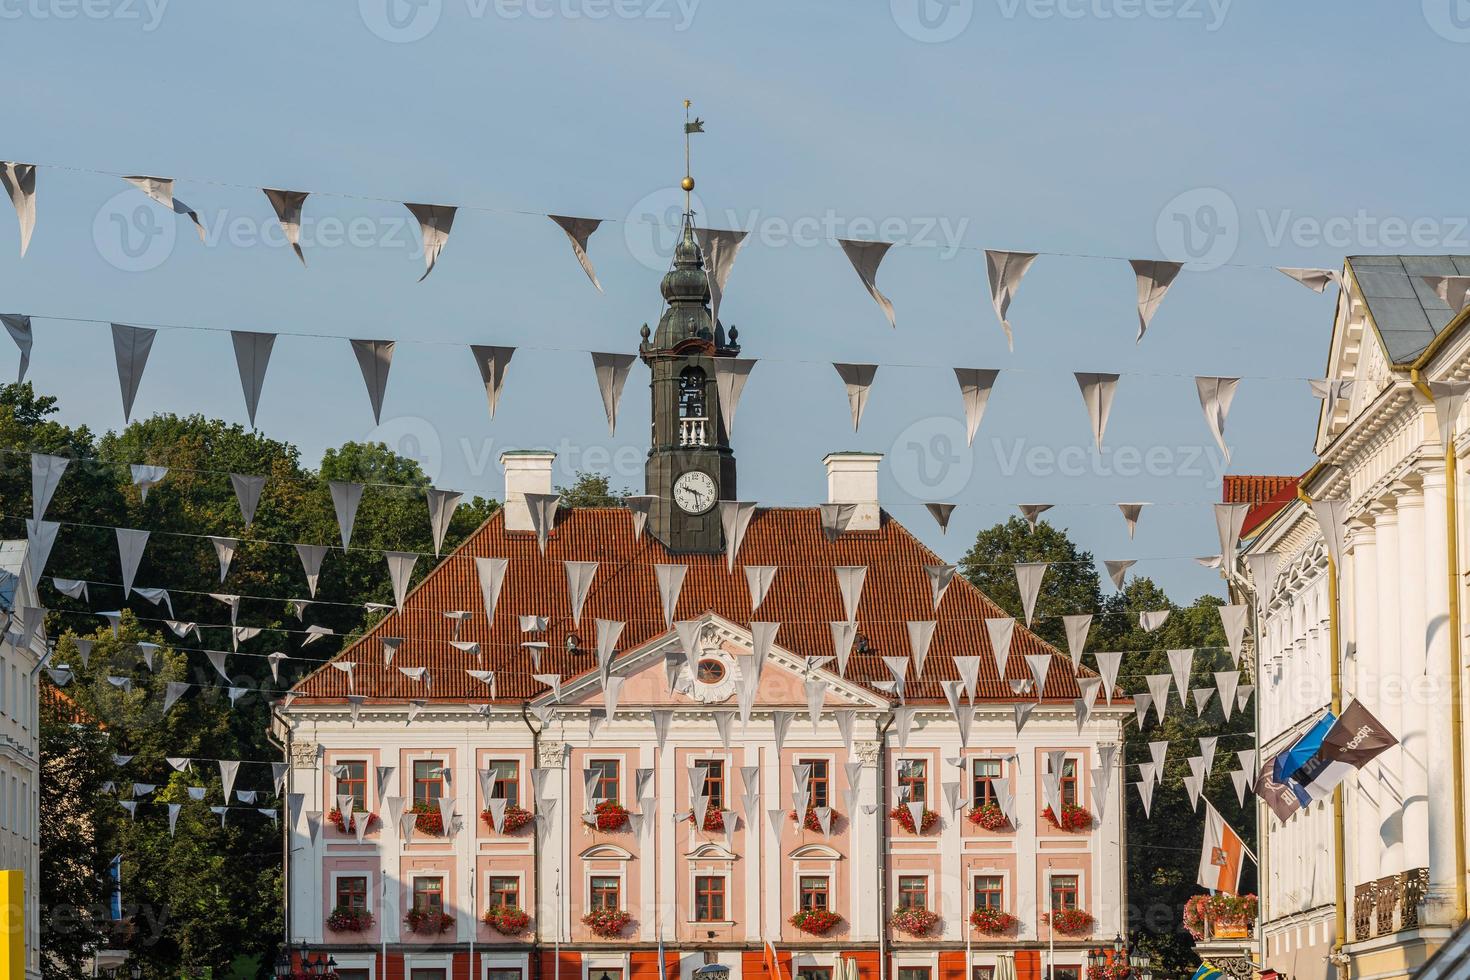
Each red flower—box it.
[1182,893,1258,939]
[889,804,940,834]
[789,908,842,935]
[969,908,1018,934]
[410,801,445,836]
[482,905,531,935]
[967,802,1010,831]
[688,807,725,832]
[889,907,941,936]
[581,908,632,937]
[594,799,629,832]
[1086,965,1135,980]
[480,805,534,834]
[1041,803,1093,832]
[1044,908,1095,935]
[327,808,382,835]
[326,906,374,932]
[404,906,455,935]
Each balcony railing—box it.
[1352,867,1429,941]
[679,417,709,447]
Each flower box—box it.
[890,906,941,936]
[404,906,455,935]
[967,802,1010,831]
[790,908,842,935]
[889,804,939,835]
[327,808,381,835]
[326,906,374,933]
[1044,908,1094,936]
[1183,893,1258,940]
[790,807,826,833]
[410,801,445,836]
[1085,965,1135,980]
[1041,803,1093,832]
[480,805,534,834]
[582,908,632,938]
[969,908,1017,935]
[688,807,725,832]
[482,905,531,935]
[593,799,629,832]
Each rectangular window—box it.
[589,759,620,803]
[590,876,621,910]
[898,969,931,980]
[694,875,726,921]
[897,759,928,806]
[696,760,724,810]
[1053,970,1080,980]
[488,760,520,808]
[338,761,368,812]
[410,971,447,980]
[799,876,829,911]
[335,875,368,911]
[800,759,830,809]
[412,876,444,913]
[897,876,927,910]
[971,970,996,980]
[972,759,1001,808]
[795,971,831,980]
[1050,874,1079,912]
[1060,758,1078,807]
[413,760,444,807]
[487,876,519,908]
[973,875,1004,911]
[488,971,523,980]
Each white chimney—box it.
[823,452,883,530]
[500,451,556,531]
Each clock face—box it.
[673,470,717,514]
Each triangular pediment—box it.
[543,612,889,712]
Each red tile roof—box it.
[1223,475,1302,538]
[290,507,1098,705]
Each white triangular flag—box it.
[1145,675,1171,719]
[230,330,275,428]
[829,621,857,676]
[1117,503,1147,539]
[1199,735,1219,774]
[696,227,749,330]
[714,358,757,435]
[0,164,35,257]
[837,239,896,327]
[1104,560,1135,590]
[1139,609,1169,632]
[819,503,857,542]
[349,339,394,424]
[405,203,456,280]
[426,488,463,557]
[953,367,1000,445]
[745,565,777,610]
[804,679,829,730]
[469,345,515,421]
[655,564,687,629]
[954,655,981,703]
[1130,259,1183,342]
[925,564,956,610]
[1219,604,1248,664]
[1090,765,1112,822]
[1094,651,1123,703]
[651,709,673,751]
[1193,687,1215,717]
[329,481,364,551]
[231,473,266,528]
[1074,372,1120,449]
[30,453,68,523]
[1215,502,1249,566]
[984,249,1038,349]
[385,551,417,610]
[1278,267,1338,293]
[1182,773,1202,811]
[984,617,1015,683]
[129,464,168,501]
[720,500,756,572]
[1194,376,1239,461]
[218,760,241,802]
[833,363,878,430]
[122,176,206,240]
[564,561,598,628]
[1014,562,1047,627]
[25,519,58,585]
[1167,649,1194,702]
[771,711,795,756]
[295,544,328,598]
[262,188,308,264]
[1149,741,1168,780]
[751,620,779,680]
[1024,654,1051,700]
[1214,671,1240,720]
[1425,276,1470,313]
[1135,779,1155,819]
[111,323,156,422]
[1062,614,1091,671]
[590,352,637,435]
[834,710,856,753]
[595,619,624,681]
[1132,693,1153,727]
[906,621,936,677]
[2,315,31,385]
[548,215,603,291]
[1230,769,1251,806]
[115,528,149,596]
[1019,504,1053,530]
[835,566,866,622]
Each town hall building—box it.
[273,217,1129,980]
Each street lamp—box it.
[130,966,142,980]
[1086,948,1105,970]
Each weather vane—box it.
[682,99,703,217]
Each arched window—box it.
[678,367,708,446]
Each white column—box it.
[1374,501,1407,874]
[1399,486,1431,872]
[1347,521,1380,890]
[1422,467,1460,920]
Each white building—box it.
[1241,256,1470,980]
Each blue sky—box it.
[3,1,1465,600]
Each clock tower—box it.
[639,213,740,553]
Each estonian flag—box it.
[1190,964,1224,980]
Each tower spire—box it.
[681,99,702,219]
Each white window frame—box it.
[1042,752,1085,808]
[584,754,627,807]
[891,754,933,807]
[329,756,372,810]
[967,868,1009,913]
[1043,868,1086,916]
[407,871,449,914]
[482,952,530,980]
[792,869,834,914]
[580,953,630,980]
[329,870,375,914]
[404,954,453,980]
[894,870,934,911]
[585,867,627,913]
[968,756,1006,806]
[483,870,526,910]
[483,757,523,808]
[405,749,451,809]
[687,867,732,924]
[329,955,377,980]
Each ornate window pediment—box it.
[788,843,842,860]
[580,844,634,861]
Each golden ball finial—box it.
[681,176,695,192]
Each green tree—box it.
[556,472,630,508]
[960,516,1102,648]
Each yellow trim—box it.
[1410,369,1469,923]
[0,870,24,979]
[1297,485,1348,954]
